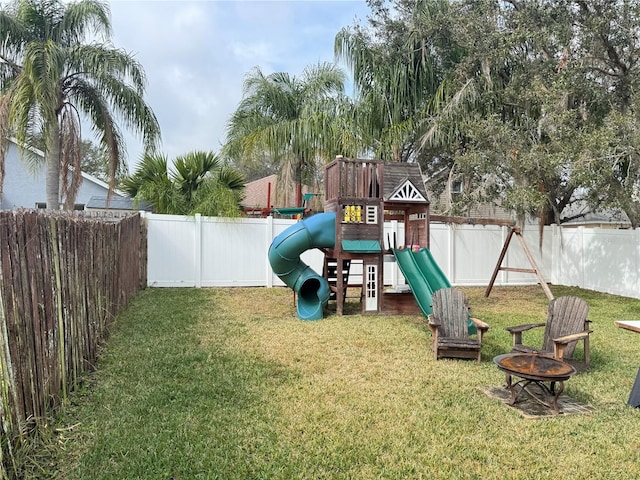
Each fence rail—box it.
[0,210,145,478]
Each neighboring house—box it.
[1,138,133,211]
[85,196,153,213]
[241,174,322,216]
[426,177,515,222]
[560,200,631,228]
[429,176,632,229]
[241,174,278,216]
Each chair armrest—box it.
[553,330,591,345]
[553,330,592,361]
[505,323,546,334]
[506,323,546,347]
[470,317,489,332]
[471,317,489,343]
[426,314,440,337]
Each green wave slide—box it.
[392,247,450,316]
[268,212,336,320]
[393,247,476,333]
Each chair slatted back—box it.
[432,288,469,339]
[542,296,589,358]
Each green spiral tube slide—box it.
[268,212,336,320]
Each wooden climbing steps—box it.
[324,258,351,302]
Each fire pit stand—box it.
[494,353,577,414]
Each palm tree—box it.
[224,62,354,207]
[0,0,160,209]
[122,151,246,217]
[121,153,178,214]
[334,0,457,162]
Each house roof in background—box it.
[242,174,277,209]
[86,195,152,211]
[561,200,631,227]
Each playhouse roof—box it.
[382,162,429,203]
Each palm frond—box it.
[59,0,111,44]
[66,43,148,93]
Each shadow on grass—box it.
[49,288,303,480]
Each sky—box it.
[106,0,370,171]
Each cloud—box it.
[106,0,369,170]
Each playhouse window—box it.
[365,205,378,224]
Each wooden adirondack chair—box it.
[427,287,490,363]
[506,296,592,368]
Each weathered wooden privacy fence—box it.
[0,210,146,478]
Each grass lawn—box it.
[34,285,640,479]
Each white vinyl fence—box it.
[143,212,640,300]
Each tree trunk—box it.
[295,158,303,207]
[623,205,640,229]
[45,123,61,210]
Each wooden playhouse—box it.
[322,156,430,315]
